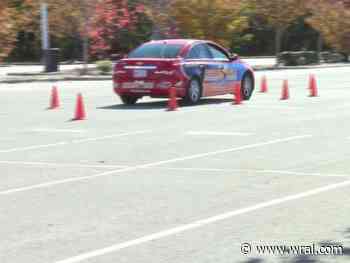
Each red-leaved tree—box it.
[89,0,151,58]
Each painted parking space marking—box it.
[0,161,129,169]
[54,179,350,263]
[150,167,349,177]
[186,131,253,136]
[247,105,305,110]
[29,128,87,133]
[0,130,151,153]
[0,135,311,195]
[0,141,68,153]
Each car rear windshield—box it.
[128,44,182,58]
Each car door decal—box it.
[202,67,224,96]
[223,67,237,81]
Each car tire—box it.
[184,78,202,104]
[120,95,139,105]
[241,73,254,100]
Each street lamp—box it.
[40,3,50,52]
[40,2,59,72]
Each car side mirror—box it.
[230,53,239,61]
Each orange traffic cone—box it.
[167,86,178,111]
[233,82,242,105]
[260,75,268,93]
[309,74,318,97]
[49,86,60,109]
[280,80,290,100]
[73,93,86,120]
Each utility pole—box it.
[82,0,89,74]
[40,2,58,72]
[40,2,50,71]
[151,0,162,40]
[317,32,323,64]
[40,3,50,51]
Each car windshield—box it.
[128,43,182,58]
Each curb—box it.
[1,63,350,84]
[0,76,112,84]
[254,63,350,71]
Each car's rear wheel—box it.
[120,95,139,105]
[241,73,254,100]
[184,78,202,104]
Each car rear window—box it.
[128,44,182,58]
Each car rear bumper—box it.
[114,87,186,98]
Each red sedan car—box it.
[113,39,255,105]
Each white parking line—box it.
[0,142,68,153]
[0,137,16,141]
[186,131,252,136]
[151,167,349,177]
[261,169,349,177]
[247,105,304,110]
[54,179,350,263]
[73,132,147,143]
[0,130,151,153]
[0,161,129,169]
[29,128,86,133]
[0,135,311,195]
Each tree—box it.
[170,0,249,47]
[146,0,179,39]
[2,0,152,62]
[0,0,26,61]
[19,0,94,61]
[19,0,91,38]
[0,7,15,60]
[88,0,153,57]
[252,0,308,60]
[307,0,350,60]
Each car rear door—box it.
[184,43,226,97]
[206,44,236,95]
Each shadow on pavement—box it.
[98,98,233,110]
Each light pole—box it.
[40,2,58,72]
[40,2,51,72]
[151,0,162,40]
[40,3,50,52]
[81,0,90,74]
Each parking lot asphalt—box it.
[1,67,350,263]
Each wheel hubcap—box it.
[243,77,252,97]
[190,81,200,102]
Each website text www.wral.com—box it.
[241,242,343,256]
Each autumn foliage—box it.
[88,0,151,57]
[171,0,248,47]
[253,0,308,55]
[0,1,22,60]
[0,0,350,61]
[307,0,350,53]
